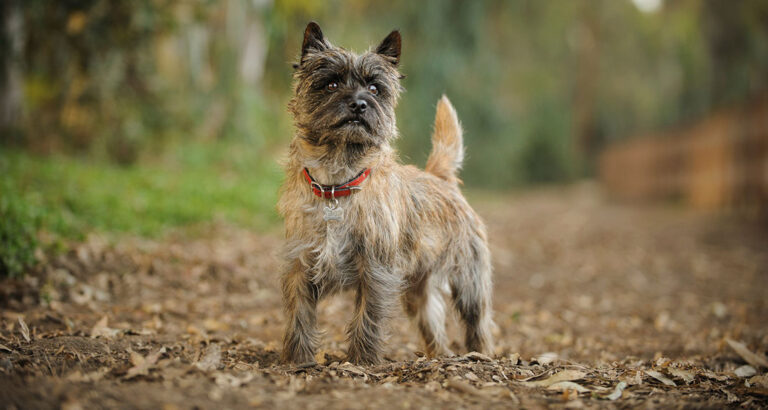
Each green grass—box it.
[1,176,41,277]
[1,142,283,274]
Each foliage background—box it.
[1,0,767,275]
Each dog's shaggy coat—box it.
[279,22,493,365]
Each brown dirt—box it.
[2,184,767,409]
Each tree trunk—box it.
[0,0,23,143]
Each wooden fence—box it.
[598,95,768,214]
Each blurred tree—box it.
[18,0,176,161]
[571,0,602,171]
[702,0,768,106]
[3,0,767,187]
[0,0,23,143]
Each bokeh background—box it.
[2,0,767,276]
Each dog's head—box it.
[289,22,404,149]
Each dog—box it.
[279,22,493,365]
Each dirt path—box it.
[2,184,767,408]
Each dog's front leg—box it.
[281,261,319,364]
[346,264,398,365]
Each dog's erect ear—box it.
[376,30,401,66]
[301,21,327,59]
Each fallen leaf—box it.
[600,381,628,400]
[446,378,485,396]
[263,341,282,354]
[701,370,729,381]
[548,381,590,393]
[66,370,85,382]
[214,372,255,388]
[125,347,166,379]
[532,352,558,365]
[668,368,695,384]
[424,380,441,392]
[464,352,494,362]
[620,370,643,385]
[380,375,398,384]
[234,362,257,371]
[645,370,676,386]
[338,362,368,379]
[464,371,480,382]
[186,324,203,336]
[67,368,108,383]
[293,361,319,371]
[748,374,768,389]
[711,302,727,318]
[90,316,120,338]
[734,365,756,378]
[195,344,222,372]
[315,350,328,365]
[203,318,229,332]
[480,386,516,399]
[70,283,108,305]
[726,339,768,368]
[720,388,739,403]
[0,344,13,352]
[564,399,584,408]
[521,370,587,387]
[61,399,84,410]
[18,317,30,342]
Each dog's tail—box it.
[425,95,464,185]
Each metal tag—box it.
[323,204,344,222]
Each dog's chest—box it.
[285,170,402,286]
[303,199,363,284]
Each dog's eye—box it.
[327,82,338,91]
[367,84,378,95]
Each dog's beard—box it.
[332,114,372,134]
[328,117,379,146]
[299,105,389,149]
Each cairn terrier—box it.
[279,22,493,365]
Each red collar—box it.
[302,168,371,198]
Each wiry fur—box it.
[426,96,464,185]
[279,22,493,365]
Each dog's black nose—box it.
[349,99,367,114]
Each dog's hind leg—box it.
[402,274,452,357]
[449,238,494,354]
